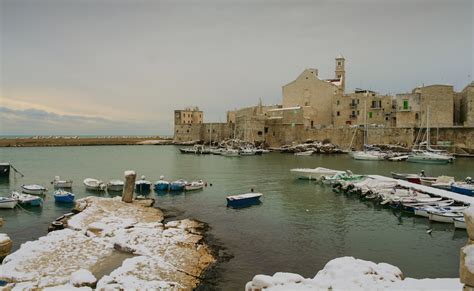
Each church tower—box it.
[335,55,345,94]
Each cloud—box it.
[0,106,170,136]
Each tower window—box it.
[337,100,340,105]
[337,111,340,116]
[338,61,341,66]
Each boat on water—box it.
[239,148,256,156]
[135,176,152,192]
[419,177,438,186]
[11,191,43,206]
[154,176,170,191]
[107,180,124,192]
[83,178,106,191]
[428,211,463,223]
[21,184,48,195]
[0,163,11,178]
[210,148,224,155]
[51,176,73,188]
[290,167,344,180]
[53,190,75,203]
[0,197,17,209]
[221,149,240,157]
[179,145,210,154]
[294,150,314,156]
[390,172,427,184]
[451,183,474,196]
[227,192,263,207]
[351,150,386,160]
[170,179,187,191]
[407,150,452,164]
[185,180,205,191]
[454,217,467,229]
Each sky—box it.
[0,0,472,135]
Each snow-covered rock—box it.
[70,269,97,287]
[246,257,461,291]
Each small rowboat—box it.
[294,150,314,156]
[290,167,344,180]
[107,180,124,192]
[0,197,18,209]
[54,190,75,203]
[185,180,205,191]
[135,176,151,192]
[428,211,463,223]
[11,191,43,206]
[84,178,106,191]
[227,193,262,207]
[454,217,467,229]
[154,176,170,191]
[21,184,48,195]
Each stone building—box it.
[458,81,474,126]
[333,89,393,128]
[395,85,454,128]
[174,107,203,142]
[282,57,344,129]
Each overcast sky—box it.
[1,0,472,135]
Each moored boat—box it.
[451,183,474,196]
[239,148,257,156]
[83,178,106,191]
[221,149,240,157]
[154,176,170,191]
[428,211,463,223]
[454,217,467,229]
[294,150,314,156]
[135,176,152,192]
[407,150,452,164]
[11,191,43,206]
[185,180,205,191]
[0,197,18,209]
[0,163,11,178]
[350,151,386,161]
[107,180,124,192]
[21,184,48,195]
[53,190,75,203]
[51,176,73,188]
[170,179,187,191]
[290,167,344,180]
[227,192,263,207]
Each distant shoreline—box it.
[0,136,177,147]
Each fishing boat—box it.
[451,183,474,196]
[454,217,467,229]
[210,148,224,155]
[107,180,124,192]
[51,176,73,188]
[170,179,187,191]
[429,211,463,223]
[294,150,314,156]
[239,148,256,156]
[11,191,43,206]
[135,176,152,192]
[21,184,48,195]
[290,167,344,180]
[0,197,17,209]
[154,176,170,191]
[179,145,209,154]
[419,177,438,187]
[221,149,240,157]
[53,190,75,203]
[226,192,263,207]
[83,178,106,191]
[185,180,205,191]
[351,150,386,160]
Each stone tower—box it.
[335,55,345,94]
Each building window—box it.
[186,129,189,133]
[273,131,275,136]
[338,61,341,66]
[356,110,359,115]
[264,127,268,133]
[311,120,314,128]
[337,100,340,105]
[304,102,309,106]
[337,111,340,116]
[357,99,360,104]
[176,130,179,133]
[415,113,419,120]
[213,129,215,133]
[208,129,210,133]
[369,112,373,118]
[403,100,409,110]
[257,131,263,136]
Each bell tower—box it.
[335,55,345,94]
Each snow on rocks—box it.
[246,256,460,291]
[0,196,214,290]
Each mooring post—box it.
[122,170,136,203]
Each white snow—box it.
[70,269,96,287]
[464,244,474,273]
[245,257,460,291]
[124,170,135,176]
[0,233,10,244]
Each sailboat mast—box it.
[364,99,367,148]
[427,106,430,148]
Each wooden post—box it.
[122,170,136,203]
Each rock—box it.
[0,233,12,260]
[464,208,474,241]
[461,242,474,286]
[70,269,96,288]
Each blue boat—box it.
[154,178,170,191]
[170,179,187,191]
[451,183,474,196]
[135,176,152,192]
[226,192,263,207]
[54,190,75,203]
[11,191,43,206]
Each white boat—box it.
[407,150,452,164]
[21,184,48,195]
[210,148,224,155]
[0,197,17,209]
[351,150,386,160]
[454,217,467,229]
[51,176,73,188]
[11,191,43,206]
[185,180,205,191]
[222,149,240,157]
[428,211,463,223]
[227,192,263,206]
[107,180,124,192]
[290,167,344,180]
[294,150,314,156]
[239,148,256,156]
[83,178,106,191]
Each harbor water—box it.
[0,145,472,289]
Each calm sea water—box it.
[0,145,472,289]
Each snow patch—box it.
[70,269,96,287]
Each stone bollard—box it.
[0,233,12,261]
[461,207,474,290]
[122,170,136,203]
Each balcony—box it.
[398,106,412,112]
[370,105,382,110]
[350,103,358,109]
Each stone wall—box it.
[419,85,454,127]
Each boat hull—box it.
[0,199,17,209]
[407,156,450,164]
[21,186,47,195]
[454,218,467,229]
[429,212,461,223]
[185,185,203,191]
[451,184,474,196]
[170,184,185,191]
[53,181,73,188]
[54,194,75,203]
[290,168,343,180]
[135,184,151,192]
[107,185,124,192]
[154,183,169,191]
[227,196,261,207]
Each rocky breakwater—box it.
[0,196,215,290]
[270,140,344,154]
